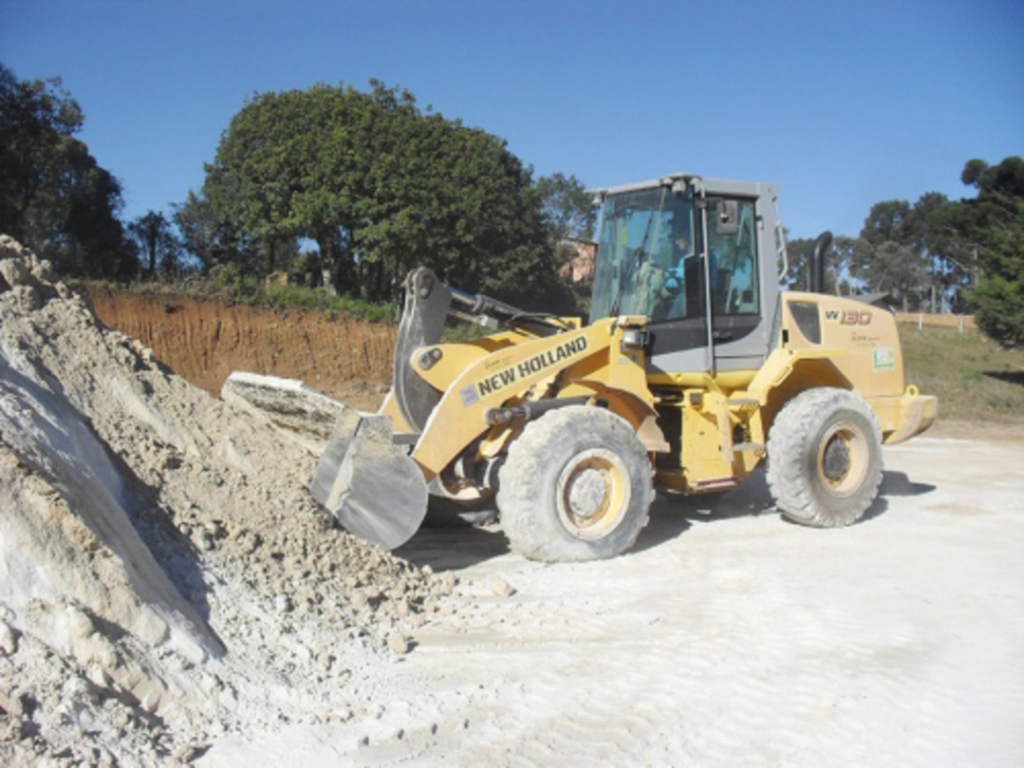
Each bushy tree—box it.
[971,199,1024,347]
[171,190,217,274]
[171,189,270,277]
[202,81,557,305]
[0,63,135,277]
[861,200,915,250]
[963,156,1024,347]
[858,200,928,309]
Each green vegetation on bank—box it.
[77,272,397,324]
[899,322,1024,424]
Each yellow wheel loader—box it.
[306,173,937,561]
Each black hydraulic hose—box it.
[449,287,565,336]
[483,396,592,425]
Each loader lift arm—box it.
[393,267,567,433]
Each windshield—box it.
[590,186,696,323]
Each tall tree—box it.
[830,236,871,295]
[971,196,1024,347]
[172,189,267,276]
[963,156,1024,347]
[171,190,216,273]
[860,200,915,249]
[863,241,929,311]
[782,236,815,290]
[859,200,930,309]
[535,172,596,242]
[0,63,135,277]
[128,210,182,278]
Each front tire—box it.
[498,406,653,562]
[767,388,883,527]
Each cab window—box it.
[708,199,759,315]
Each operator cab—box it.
[589,174,784,380]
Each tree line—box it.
[784,156,1024,345]
[1,64,594,311]
[1,63,1020,345]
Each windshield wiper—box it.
[610,213,655,317]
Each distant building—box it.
[557,238,597,286]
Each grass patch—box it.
[76,276,397,324]
[899,322,1024,424]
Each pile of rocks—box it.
[0,235,456,765]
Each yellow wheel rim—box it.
[556,449,631,540]
[816,421,869,498]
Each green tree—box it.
[971,198,1024,347]
[782,233,867,294]
[864,241,929,311]
[128,210,182,278]
[172,189,268,276]
[830,236,872,295]
[171,190,216,273]
[536,173,595,240]
[535,172,596,293]
[860,200,915,249]
[0,63,135,277]
[203,81,557,304]
[914,193,982,311]
[964,156,1024,347]
[859,199,932,309]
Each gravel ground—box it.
[203,436,1024,767]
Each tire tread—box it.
[498,406,653,562]
[766,387,883,528]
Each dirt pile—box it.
[0,235,455,766]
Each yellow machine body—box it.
[381,292,934,499]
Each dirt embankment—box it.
[85,287,397,404]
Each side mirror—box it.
[714,199,739,235]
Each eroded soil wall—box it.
[86,287,397,400]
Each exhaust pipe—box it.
[810,231,833,293]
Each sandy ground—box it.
[201,436,1024,767]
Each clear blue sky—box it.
[2,0,1021,240]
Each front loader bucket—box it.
[310,408,428,550]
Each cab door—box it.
[704,193,767,373]
[645,188,711,378]
[647,182,774,377]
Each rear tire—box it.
[498,406,653,562]
[767,387,883,527]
